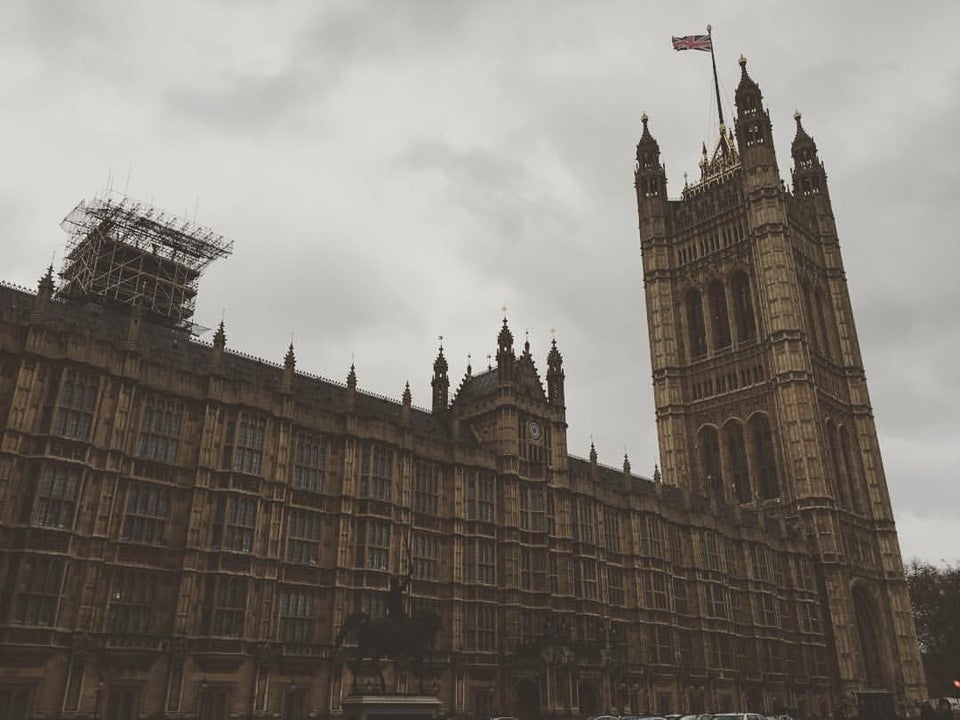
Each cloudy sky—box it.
[2,1,957,565]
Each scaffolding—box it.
[57,192,234,332]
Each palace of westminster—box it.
[0,59,924,719]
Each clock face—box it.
[528,420,543,441]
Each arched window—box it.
[801,281,820,355]
[839,425,866,515]
[731,271,756,342]
[723,422,751,504]
[825,421,852,510]
[698,426,723,503]
[686,288,707,359]
[708,279,732,350]
[751,415,780,500]
[815,286,839,361]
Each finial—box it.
[284,341,295,369]
[683,171,689,187]
[347,362,357,390]
[589,440,597,464]
[466,353,472,376]
[486,354,492,370]
[438,334,444,351]
[794,109,802,122]
[738,54,747,69]
[641,111,648,126]
[501,305,508,320]
[623,452,631,475]
[402,381,411,406]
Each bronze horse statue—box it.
[334,607,442,691]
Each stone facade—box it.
[0,59,921,720]
[634,58,924,717]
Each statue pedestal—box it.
[341,694,442,720]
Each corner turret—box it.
[791,111,829,201]
[497,317,515,384]
[734,56,778,180]
[546,338,565,407]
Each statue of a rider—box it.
[385,570,410,623]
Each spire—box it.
[791,111,829,199]
[401,381,411,427]
[634,113,667,200]
[589,441,597,465]
[623,453,631,476]
[653,463,662,484]
[346,362,357,408]
[282,342,296,392]
[497,316,515,384]
[37,265,55,300]
[546,337,565,407]
[213,320,226,351]
[431,340,449,415]
[31,265,56,321]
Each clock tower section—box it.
[635,58,923,704]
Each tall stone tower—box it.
[635,57,924,707]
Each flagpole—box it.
[707,24,725,129]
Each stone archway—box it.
[851,582,891,689]
[579,680,599,716]
[516,678,541,720]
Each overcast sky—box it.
[2,1,957,566]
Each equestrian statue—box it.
[334,560,442,692]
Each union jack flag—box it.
[672,34,712,52]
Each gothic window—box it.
[279,588,313,643]
[731,271,756,342]
[355,519,389,570]
[759,594,778,627]
[574,498,595,545]
[137,396,183,464]
[673,578,689,614]
[686,288,708,358]
[107,569,157,634]
[607,566,625,606]
[463,538,496,585]
[518,485,546,532]
[14,556,64,626]
[360,444,393,502]
[122,481,170,543]
[751,414,781,499]
[225,412,265,475]
[825,421,852,510]
[53,367,99,440]
[670,524,686,565]
[466,471,495,522]
[463,604,496,651]
[644,571,668,609]
[715,634,734,668]
[578,558,598,599]
[703,530,721,571]
[521,548,548,592]
[412,531,440,580]
[839,425,866,514]
[707,583,728,618]
[210,577,247,637]
[752,545,770,581]
[602,508,621,553]
[698,426,723,501]
[724,421,751,503]
[292,431,326,494]
[640,515,663,558]
[413,461,439,515]
[286,509,321,566]
[33,464,82,529]
[708,279,732,349]
[213,495,257,552]
[815,286,838,360]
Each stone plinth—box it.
[341,694,442,720]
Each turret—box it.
[31,265,55,322]
[734,56,778,178]
[634,114,668,233]
[546,338,565,407]
[283,342,296,393]
[431,343,449,414]
[791,111,830,202]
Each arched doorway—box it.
[516,678,541,720]
[579,680,599,716]
[852,583,891,689]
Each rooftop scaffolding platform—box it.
[57,192,233,333]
